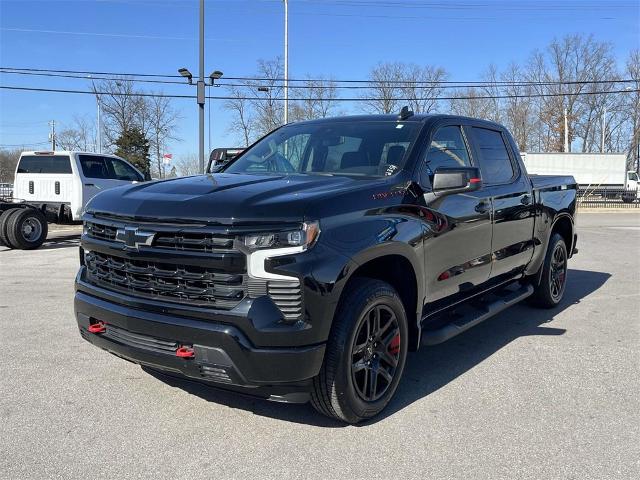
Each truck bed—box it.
[529,174,577,190]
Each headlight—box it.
[244,221,320,251]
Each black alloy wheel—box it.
[351,304,402,402]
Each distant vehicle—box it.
[207,147,245,172]
[522,152,639,202]
[0,151,145,250]
[0,183,13,198]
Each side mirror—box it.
[432,167,482,195]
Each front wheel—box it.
[311,278,408,423]
[529,233,568,308]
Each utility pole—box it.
[48,120,56,150]
[563,108,569,153]
[96,95,102,153]
[198,0,206,174]
[601,107,606,153]
[283,0,289,125]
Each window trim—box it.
[469,126,520,186]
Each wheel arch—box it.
[339,246,424,351]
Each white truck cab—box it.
[13,151,145,221]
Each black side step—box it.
[421,284,534,346]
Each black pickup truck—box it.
[75,112,577,423]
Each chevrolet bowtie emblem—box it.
[114,227,155,250]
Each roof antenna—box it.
[398,106,414,121]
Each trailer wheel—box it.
[6,208,48,250]
[0,208,18,248]
[621,195,636,204]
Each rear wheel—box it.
[311,278,408,423]
[0,208,19,248]
[529,233,568,308]
[6,208,48,250]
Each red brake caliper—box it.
[388,333,401,356]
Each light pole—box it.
[208,71,223,156]
[283,0,289,125]
[177,0,206,174]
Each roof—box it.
[289,113,506,130]
[20,150,121,156]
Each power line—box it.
[1,67,637,88]
[2,84,638,102]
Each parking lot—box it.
[0,212,638,479]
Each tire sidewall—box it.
[8,209,48,250]
[542,234,568,306]
[333,284,409,422]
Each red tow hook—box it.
[88,321,106,334]
[176,346,195,359]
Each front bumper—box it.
[75,288,326,402]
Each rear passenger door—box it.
[421,124,493,303]
[468,126,535,280]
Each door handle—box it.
[475,201,490,214]
[521,194,531,205]
[84,183,95,187]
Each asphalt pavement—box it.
[0,212,638,479]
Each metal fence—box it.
[577,187,639,208]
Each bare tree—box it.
[143,95,181,178]
[225,85,255,147]
[400,64,448,114]
[92,78,145,147]
[0,148,21,183]
[290,77,339,121]
[175,153,200,177]
[56,115,97,151]
[624,50,640,170]
[249,58,285,136]
[364,62,403,114]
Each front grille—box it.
[85,251,246,309]
[104,324,178,355]
[85,222,117,241]
[153,232,235,252]
[268,280,303,321]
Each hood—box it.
[86,173,386,225]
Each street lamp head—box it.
[209,70,223,86]
[178,68,193,84]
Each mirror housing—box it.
[432,167,482,195]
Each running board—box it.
[421,284,534,346]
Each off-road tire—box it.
[311,278,409,423]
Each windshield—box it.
[223,121,420,177]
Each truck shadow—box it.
[38,233,80,250]
[145,268,610,428]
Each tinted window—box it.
[108,158,142,181]
[79,155,110,179]
[223,121,420,177]
[472,128,515,184]
[17,155,72,174]
[424,126,471,175]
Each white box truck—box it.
[521,152,638,202]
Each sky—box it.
[0,0,639,160]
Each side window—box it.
[472,127,515,184]
[108,158,142,181]
[424,126,471,175]
[79,155,110,179]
